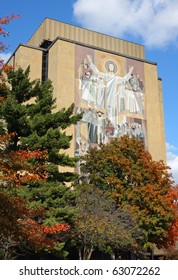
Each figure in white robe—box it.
[80,71,97,107]
[87,55,134,127]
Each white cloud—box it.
[166,143,178,152]
[73,0,178,48]
[0,52,12,63]
[167,143,178,185]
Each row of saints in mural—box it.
[74,47,146,157]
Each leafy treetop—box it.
[80,135,178,249]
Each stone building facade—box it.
[8,18,166,163]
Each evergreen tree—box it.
[0,66,82,258]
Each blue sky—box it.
[1,0,178,183]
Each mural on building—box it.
[74,45,147,158]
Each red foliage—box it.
[19,219,69,250]
[166,185,178,246]
[0,14,19,89]
[0,14,20,68]
[0,133,48,186]
[0,15,20,36]
[0,15,20,24]
[0,133,69,251]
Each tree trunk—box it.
[78,246,94,260]
[111,252,116,260]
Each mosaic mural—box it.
[74,45,147,158]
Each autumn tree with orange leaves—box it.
[0,65,82,259]
[0,15,70,259]
[0,133,69,259]
[79,136,178,254]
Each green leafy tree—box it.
[72,184,144,260]
[79,135,178,251]
[0,66,82,258]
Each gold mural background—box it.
[74,45,147,158]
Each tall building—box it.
[8,17,166,163]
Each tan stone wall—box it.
[48,40,76,159]
[48,40,75,109]
[11,45,42,81]
[158,79,166,163]
[28,18,145,60]
[7,56,15,67]
[144,63,166,162]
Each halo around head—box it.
[104,59,119,74]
